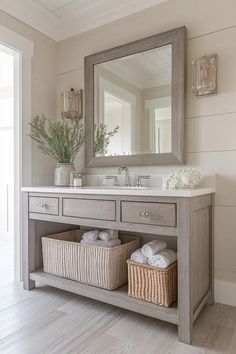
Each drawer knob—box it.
[140,211,151,217]
[40,202,47,208]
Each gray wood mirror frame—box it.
[85,26,186,167]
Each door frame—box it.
[0,26,33,281]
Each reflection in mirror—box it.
[94,44,172,157]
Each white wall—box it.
[0,10,57,185]
[56,0,236,306]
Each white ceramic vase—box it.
[54,163,75,186]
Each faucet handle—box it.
[105,175,120,187]
[118,166,128,174]
[136,175,151,187]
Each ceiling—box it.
[0,0,167,41]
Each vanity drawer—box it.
[121,201,176,227]
[62,198,116,221]
[29,197,59,215]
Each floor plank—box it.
[0,233,14,288]
[0,282,235,354]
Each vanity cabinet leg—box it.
[23,278,35,291]
[178,316,193,344]
[208,292,214,305]
[208,200,215,305]
[177,198,193,344]
[22,193,36,291]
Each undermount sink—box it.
[82,186,148,190]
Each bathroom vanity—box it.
[21,25,210,344]
[22,186,214,344]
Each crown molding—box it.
[0,0,59,40]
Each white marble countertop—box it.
[21,186,215,197]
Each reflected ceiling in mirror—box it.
[94,44,172,157]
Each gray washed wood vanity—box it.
[22,186,214,344]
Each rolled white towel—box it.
[82,230,99,241]
[142,240,167,258]
[81,238,121,248]
[131,249,148,264]
[109,230,119,239]
[99,229,119,241]
[148,249,177,268]
[98,231,110,241]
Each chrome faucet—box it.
[118,167,131,187]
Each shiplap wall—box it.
[0,9,57,186]
[56,0,236,306]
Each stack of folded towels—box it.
[80,229,121,248]
[131,240,177,268]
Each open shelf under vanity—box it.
[30,269,178,324]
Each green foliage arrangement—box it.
[29,114,85,163]
[94,123,119,155]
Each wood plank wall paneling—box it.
[55,0,236,305]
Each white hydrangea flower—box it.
[162,169,201,190]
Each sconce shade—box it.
[192,55,217,97]
[61,88,83,119]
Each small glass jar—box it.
[73,172,83,187]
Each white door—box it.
[104,91,133,155]
[0,45,15,284]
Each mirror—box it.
[85,27,186,167]
[94,44,172,157]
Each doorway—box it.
[104,91,133,155]
[0,44,19,286]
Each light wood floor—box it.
[0,281,236,354]
[0,233,14,287]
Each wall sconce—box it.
[192,55,217,97]
[61,88,83,119]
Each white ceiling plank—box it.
[37,0,75,12]
[54,0,104,18]
[57,0,167,40]
[99,46,171,89]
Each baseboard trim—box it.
[215,279,236,307]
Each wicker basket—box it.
[42,230,140,290]
[127,260,177,307]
